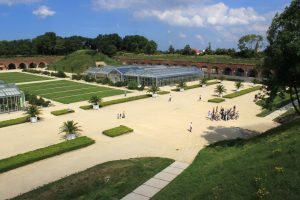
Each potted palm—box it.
[59,120,82,140]
[89,96,102,110]
[177,81,186,92]
[147,85,160,97]
[235,81,243,91]
[200,78,208,87]
[26,105,41,123]
[215,84,226,97]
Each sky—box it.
[0,0,292,50]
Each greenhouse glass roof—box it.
[0,82,23,98]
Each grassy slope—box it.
[49,50,121,73]
[117,53,262,65]
[13,157,173,200]
[153,118,300,200]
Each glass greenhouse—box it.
[85,65,203,86]
[0,81,25,113]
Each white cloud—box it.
[92,0,143,10]
[33,6,55,18]
[137,2,265,27]
[179,33,186,38]
[0,0,40,5]
[195,34,204,41]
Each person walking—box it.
[124,91,127,97]
[199,95,202,101]
[169,94,172,102]
[122,111,126,118]
[188,122,193,133]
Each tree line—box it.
[0,32,157,57]
[167,34,264,58]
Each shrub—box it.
[25,93,51,107]
[103,125,133,137]
[224,86,262,98]
[127,80,138,90]
[0,136,95,173]
[51,109,75,116]
[55,71,67,78]
[0,116,29,128]
[208,98,225,103]
[72,74,83,80]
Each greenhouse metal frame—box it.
[0,81,25,114]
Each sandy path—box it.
[0,81,278,199]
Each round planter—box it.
[93,104,100,110]
[30,116,38,123]
[152,93,158,98]
[180,88,184,92]
[66,134,76,140]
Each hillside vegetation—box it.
[49,50,121,73]
[117,52,262,65]
[153,118,300,200]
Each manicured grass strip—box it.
[223,86,262,99]
[0,136,95,173]
[0,115,29,128]
[12,157,173,200]
[51,109,75,116]
[103,125,133,137]
[80,94,152,110]
[153,118,300,200]
[208,98,225,103]
[0,72,52,83]
[157,91,170,95]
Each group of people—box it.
[207,105,239,121]
[117,111,126,119]
[254,92,265,102]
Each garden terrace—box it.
[19,80,125,104]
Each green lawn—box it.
[0,115,29,128]
[19,80,126,104]
[103,125,133,137]
[0,72,52,83]
[13,157,173,200]
[153,118,300,200]
[0,136,95,173]
[117,53,262,65]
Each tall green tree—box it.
[168,45,175,54]
[263,0,300,115]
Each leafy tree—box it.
[263,0,300,115]
[59,120,82,140]
[182,45,195,55]
[200,78,208,86]
[127,80,138,90]
[168,45,175,54]
[215,85,226,97]
[237,34,263,57]
[144,40,157,54]
[177,80,187,89]
[33,32,57,55]
[204,42,213,55]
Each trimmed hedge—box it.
[172,81,220,92]
[208,98,225,103]
[157,91,170,95]
[0,136,95,173]
[103,125,133,137]
[51,109,75,116]
[223,86,262,99]
[0,115,29,128]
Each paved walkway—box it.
[265,101,298,120]
[122,161,189,200]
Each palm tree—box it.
[200,78,208,86]
[147,85,160,95]
[215,84,226,97]
[235,81,243,91]
[26,105,41,123]
[89,96,102,105]
[177,81,187,90]
[59,120,82,140]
